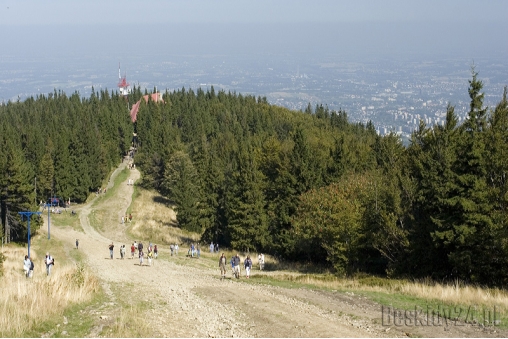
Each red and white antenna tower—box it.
[118,62,131,96]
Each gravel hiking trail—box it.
[46,160,505,338]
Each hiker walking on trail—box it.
[139,250,144,266]
[210,242,214,253]
[138,242,144,255]
[109,242,114,259]
[258,253,265,270]
[75,239,79,249]
[244,255,253,279]
[170,244,174,256]
[131,243,136,259]
[230,256,235,277]
[154,245,158,259]
[233,254,241,279]
[44,252,54,276]
[147,250,153,266]
[219,253,227,280]
[24,255,31,278]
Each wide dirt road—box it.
[47,161,504,338]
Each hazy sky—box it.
[1,0,507,25]
[0,1,506,67]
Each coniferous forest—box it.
[1,69,508,286]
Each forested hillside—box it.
[1,69,507,285]
[0,90,133,241]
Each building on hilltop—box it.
[129,92,164,122]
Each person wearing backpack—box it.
[29,257,34,278]
[44,252,54,276]
[23,255,31,278]
[233,254,241,279]
[109,242,114,259]
[139,250,144,266]
[244,255,253,279]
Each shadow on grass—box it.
[262,260,333,275]
[152,195,175,206]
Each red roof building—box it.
[130,92,163,122]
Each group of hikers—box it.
[187,243,201,257]
[185,242,220,258]
[169,243,180,256]
[108,241,158,266]
[120,213,133,224]
[23,252,55,278]
[209,242,220,253]
[95,187,107,195]
[26,236,266,280]
[219,252,265,280]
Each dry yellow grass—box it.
[268,273,508,311]
[128,186,200,245]
[0,246,99,337]
[398,279,508,309]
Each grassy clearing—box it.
[43,208,82,233]
[0,240,100,337]
[127,186,199,246]
[88,168,130,232]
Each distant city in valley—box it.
[1,53,507,142]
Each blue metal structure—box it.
[18,211,42,258]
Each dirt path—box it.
[45,161,505,338]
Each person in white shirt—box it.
[258,253,265,270]
[23,255,31,277]
[44,252,54,276]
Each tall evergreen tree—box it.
[162,151,203,232]
[226,144,269,253]
[0,144,39,241]
[432,69,494,282]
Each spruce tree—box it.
[162,151,203,232]
[433,69,493,282]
